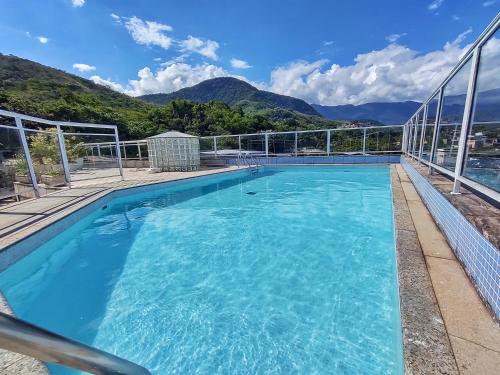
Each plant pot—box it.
[41,174,66,186]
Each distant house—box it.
[467,132,487,149]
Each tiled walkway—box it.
[395,164,500,374]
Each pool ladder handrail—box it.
[0,311,151,375]
[237,152,260,172]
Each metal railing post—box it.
[138,143,142,160]
[14,117,40,197]
[97,144,101,157]
[428,88,444,174]
[418,105,428,160]
[452,47,480,194]
[265,133,269,157]
[213,136,217,157]
[238,135,241,156]
[363,128,367,154]
[294,132,298,157]
[122,145,127,160]
[326,130,331,156]
[0,312,151,375]
[56,124,72,185]
[114,128,124,180]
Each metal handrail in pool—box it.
[0,312,151,375]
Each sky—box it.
[0,0,498,105]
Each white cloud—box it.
[72,0,85,7]
[265,29,474,105]
[119,16,173,49]
[323,41,334,46]
[90,76,128,93]
[179,36,219,60]
[483,1,496,7]
[90,63,229,96]
[452,14,461,21]
[90,28,484,107]
[37,36,49,44]
[428,0,444,11]
[385,33,407,43]
[230,58,251,69]
[73,63,96,72]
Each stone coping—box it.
[404,157,499,249]
[391,165,460,374]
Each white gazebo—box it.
[147,131,200,172]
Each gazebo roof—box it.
[148,131,198,139]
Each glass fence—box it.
[404,15,500,201]
[199,125,404,158]
[0,110,123,201]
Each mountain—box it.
[312,101,422,124]
[139,77,321,116]
[0,54,341,139]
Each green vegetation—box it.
[140,77,320,116]
[0,54,344,140]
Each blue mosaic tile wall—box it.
[225,155,401,165]
[401,157,500,319]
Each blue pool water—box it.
[0,166,402,374]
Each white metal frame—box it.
[199,125,404,156]
[403,13,500,203]
[0,109,124,198]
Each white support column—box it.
[428,88,444,174]
[138,143,142,160]
[418,105,428,160]
[362,128,367,154]
[97,145,101,157]
[326,130,331,156]
[294,132,298,157]
[238,135,241,156]
[114,128,124,180]
[14,117,40,197]
[264,133,269,157]
[213,136,217,157]
[452,48,480,194]
[56,124,71,185]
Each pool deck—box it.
[0,164,498,374]
[392,165,500,375]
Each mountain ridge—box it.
[312,101,422,124]
[138,77,321,116]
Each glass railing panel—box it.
[216,136,240,156]
[432,58,472,171]
[366,127,403,153]
[463,29,500,192]
[0,117,36,200]
[240,134,265,155]
[297,131,327,155]
[67,134,120,182]
[421,94,439,161]
[331,129,364,154]
[268,133,295,156]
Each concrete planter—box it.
[40,174,66,186]
[15,175,31,184]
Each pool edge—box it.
[391,165,460,374]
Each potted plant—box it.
[13,155,31,184]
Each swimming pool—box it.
[0,166,403,374]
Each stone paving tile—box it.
[449,335,500,375]
[400,181,421,201]
[406,200,456,260]
[426,257,500,352]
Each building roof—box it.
[148,131,198,139]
